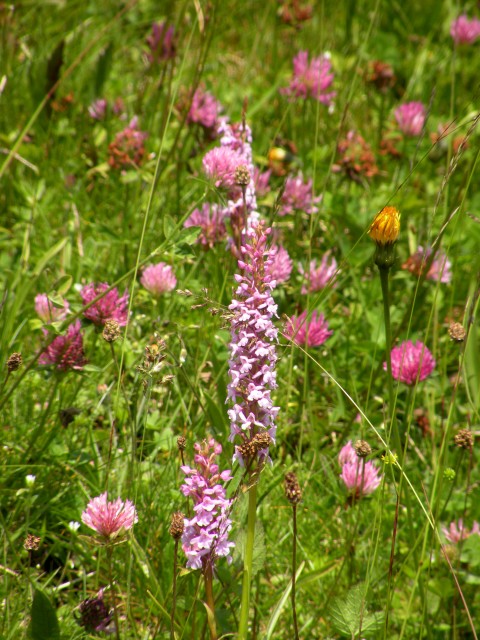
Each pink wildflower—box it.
[80,283,129,326]
[402,246,452,284]
[279,173,321,216]
[39,320,86,371]
[386,340,436,385]
[285,310,332,347]
[81,492,138,541]
[88,99,107,121]
[202,146,244,189]
[340,459,381,498]
[227,223,279,465]
[180,439,234,570]
[394,102,426,137]
[184,203,227,247]
[299,252,337,294]
[108,117,148,170]
[450,15,480,45]
[141,263,177,296]
[35,293,70,323]
[253,168,272,197]
[78,589,113,634]
[338,441,357,466]
[146,22,175,63]
[267,245,293,284]
[281,51,336,106]
[186,85,222,132]
[442,519,480,544]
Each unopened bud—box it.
[454,428,474,450]
[448,322,466,343]
[354,440,372,458]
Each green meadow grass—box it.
[1,1,479,638]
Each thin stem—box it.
[204,564,218,640]
[107,545,121,640]
[171,539,179,640]
[378,266,401,455]
[291,504,300,640]
[238,483,258,640]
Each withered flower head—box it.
[284,471,302,504]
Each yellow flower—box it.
[368,206,400,245]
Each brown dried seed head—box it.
[448,322,466,343]
[169,512,185,540]
[234,165,250,187]
[454,428,474,450]
[7,352,22,372]
[24,533,41,551]
[354,440,372,458]
[177,436,187,451]
[284,471,302,505]
[102,319,121,343]
[238,432,272,461]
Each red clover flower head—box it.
[386,340,436,385]
[281,50,336,106]
[402,246,452,284]
[202,146,244,189]
[146,22,175,63]
[80,283,129,327]
[285,310,332,347]
[186,85,222,132]
[88,99,107,121]
[339,440,381,498]
[141,263,177,296]
[77,589,114,634]
[442,519,480,544]
[340,458,381,498]
[279,173,321,216]
[180,439,234,570]
[35,293,70,323]
[394,102,426,137]
[267,245,293,284]
[108,117,148,170]
[227,223,279,465]
[39,320,86,371]
[450,15,480,45]
[81,492,138,541]
[299,252,338,293]
[338,441,357,466]
[184,203,227,248]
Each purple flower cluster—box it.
[217,118,260,228]
[281,51,336,106]
[39,319,86,371]
[394,102,426,137]
[80,283,129,326]
[278,173,321,216]
[299,253,337,294]
[386,340,435,385]
[202,146,244,189]
[180,439,234,570]
[338,441,381,498]
[285,310,332,347]
[227,224,279,465]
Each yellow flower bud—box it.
[369,206,400,245]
